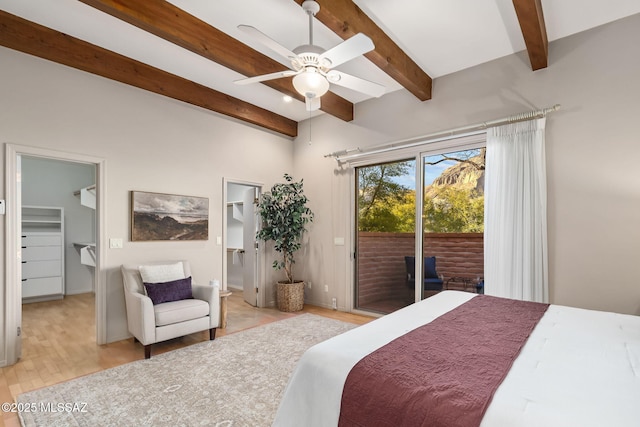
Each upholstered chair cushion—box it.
[424,256,438,279]
[153,299,210,327]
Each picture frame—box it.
[131,191,209,241]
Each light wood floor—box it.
[0,291,372,427]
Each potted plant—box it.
[256,174,314,312]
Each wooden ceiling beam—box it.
[294,0,432,101]
[512,0,549,70]
[79,0,353,122]
[0,10,297,137]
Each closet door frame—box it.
[3,143,106,367]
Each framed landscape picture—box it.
[131,191,209,241]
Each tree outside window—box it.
[358,149,485,233]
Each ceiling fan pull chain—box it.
[309,107,312,145]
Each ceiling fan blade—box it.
[234,70,299,85]
[305,97,321,112]
[238,25,297,64]
[318,33,375,68]
[326,70,386,98]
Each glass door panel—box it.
[422,148,485,298]
[355,159,416,314]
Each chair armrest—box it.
[192,283,221,328]
[123,291,156,345]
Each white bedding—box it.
[272,291,640,427]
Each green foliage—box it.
[358,157,485,234]
[391,192,416,232]
[423,187,484,232]
[256,174,314,283]
[359,191,416,232]
[358,161,414,232]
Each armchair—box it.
[404,256,444,292]
[121,261,220,359]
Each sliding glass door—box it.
[353,142,486,314]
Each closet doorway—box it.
[223,180,262,307]
[4,144,105,367]
[21,156,96,301]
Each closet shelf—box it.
[73,243,96,267]
[73,185,96,209]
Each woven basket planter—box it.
[276,281,305,312]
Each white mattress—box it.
[272,291,640,427]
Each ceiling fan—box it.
[234,0,386,112]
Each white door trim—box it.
[222,178,264,307]
[3,143,107,366]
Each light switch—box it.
[334,237,345,246]
[216,236,222,245]
[0,199,4,215]
[109,238,123,249]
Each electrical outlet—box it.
[307,281,312,289]
[324,285,329,292]
[332,298,337,310]
[109,238,123,249]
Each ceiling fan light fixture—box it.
[236,0,383,110]
[292,69,330,99]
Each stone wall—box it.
[357,232,484,305]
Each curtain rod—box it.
[325,104,560,164]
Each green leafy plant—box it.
[256,174,314,283]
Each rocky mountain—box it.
[428,150,485,196]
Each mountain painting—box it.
[131,191,209,241]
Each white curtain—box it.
[484,118,548,302]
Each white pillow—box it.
[139,262,185,284]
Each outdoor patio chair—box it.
[404,256,444,292]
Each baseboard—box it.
[65,290,94,296]
[304,298,336,311]
[107,332,133,344]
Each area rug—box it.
[17,314,357,427]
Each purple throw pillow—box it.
[143,276,193,305]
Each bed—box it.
[273,291,640,427]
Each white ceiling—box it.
[2,0,639,122]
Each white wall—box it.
[0,45,295,361]
[21,156,95,295]
[293,14,640,315]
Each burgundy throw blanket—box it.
[338,295,549,427]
